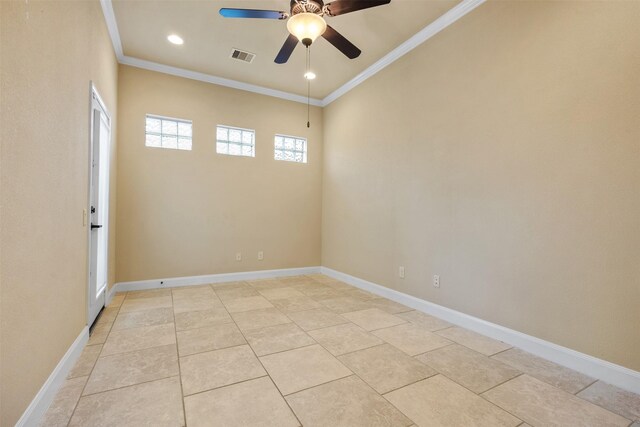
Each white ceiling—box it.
[111,0,458,99]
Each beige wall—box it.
[116,66,322,282]
[0,0,118,424]
[322,1,640,371]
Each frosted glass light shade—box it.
[287,13,327,46]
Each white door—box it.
[88,87,111,327]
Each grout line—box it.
[79,374,180,398]
[573,378,599,395]
[170,291,188,427]
[64,299,123,426]
[180,374,271,399]
[230,311,305,426]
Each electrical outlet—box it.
[399,266,405,279]
[236,252,242,262]
[258,251,264,261]
[433,275,440,288]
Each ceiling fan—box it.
[219,0,391,64]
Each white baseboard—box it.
[105,283,117,306]
[16,326,89,427]
[321,267,640,395]
[115,266,322,292]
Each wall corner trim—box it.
[114,266,322,292]
[15,326,90,427]
[320,266,640,395]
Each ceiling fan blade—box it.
[219,8,288,20]
[324,0,390,16]
[322,25,361,59]
[275,34,299,64]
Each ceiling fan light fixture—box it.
[286,12,327,47]
[167,34,184,45]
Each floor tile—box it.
[172,295,222,314]
[287,375,411,427]
[176,323,246,356]
[436,326,511,356]
[338,344,436,394]
[244,323,316,356]
[298,284,346,300]
[416,344,521,393]
[111,307,174,331]
[222,295,274,313]
[385,375,521,427]
[246,278,289,290]
[577,380,640,421]
[342,308,406,331]
[367,298,413,314]
[232,307,292,332]
[287,308,349,331]
[119,295,173,314]
[259,287,305,300]
[84,344,179,395]
[305,274,335,284]
[180,345,266,396]
[346,288,378,300]
[68,344,102,378]
[174,307,233,331]
[491,347,595,394]
[482,374,630,427]
[69,377,184,427]
[319,296,372,313]
[126,288,172,300]
[107,294,125,308]
[271,295,323,313]
[172,285,216,299]
[278,275,318,287]
[39,376,87,427]
[308,323,383,356]
[184,377,299,427]
[95,307,119,327]
[210,280,248,290]
[101,323,176,356]
[396,310,452,331]
[373,323,453,356]
[88,323,111,345]
[215,285,260,302]
[260,344,352,395]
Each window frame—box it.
[274,134,308,164]
[145,114,193,151]
[216,124,256,158]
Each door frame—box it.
[86,82,112,327]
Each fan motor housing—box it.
[290,0,324,15]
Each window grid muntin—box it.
[274,134,307,163]
[216,125,255,157]
[145,114,192,151]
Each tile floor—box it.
[41,274,640,426]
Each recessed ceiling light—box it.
[304,71,316,80]
[167,34,184,45]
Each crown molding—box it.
[119,56,324,107]
[100,0,485,108]
[99,0,123,58]
[321,0,486,106]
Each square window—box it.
[145,115,192,151]
[216,125,255,158]
[274,134,307,163]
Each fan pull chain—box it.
[306,46,311,128]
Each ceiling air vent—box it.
[230,48,256,63]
